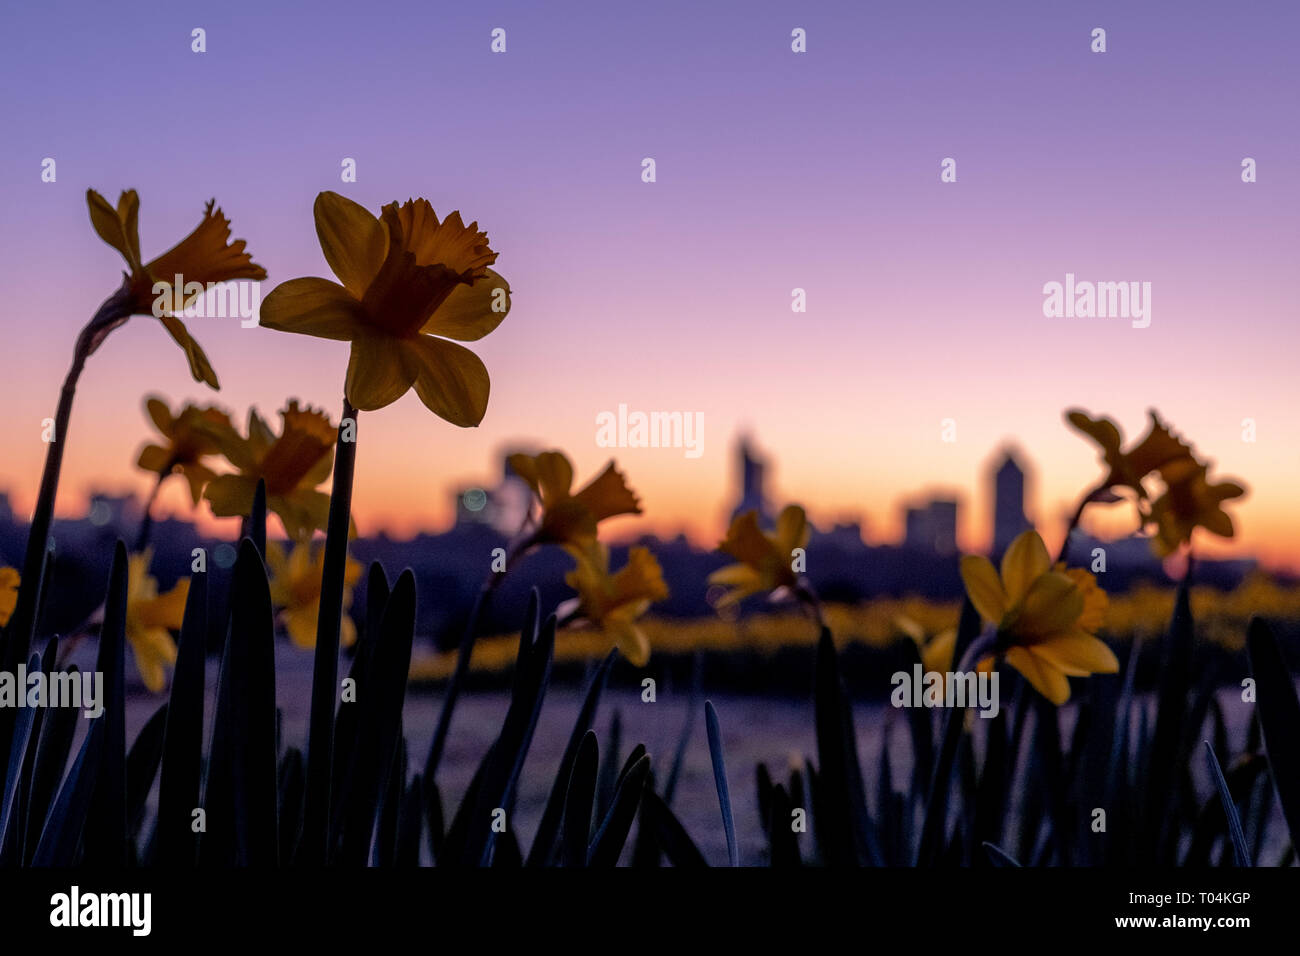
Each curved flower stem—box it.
[4,286,133,673]
[133,472,168,553]
[299,396,359,865]
[1056,482,1106,564]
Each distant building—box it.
[992,450,1032,554]
[903,498,958,555]
[729,435,772,527]
[452,452,533,535]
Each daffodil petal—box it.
[1031,632,1119,676]
[776,504,809,554]
[608,618,650,667]
[345,331,417,411]
[87,188,141,272]
[1018,572,1085,639]
[421,269,510,341]
[313,191,389,298]
[960,554,1006,623]
[707,564,762,588]
[285,605,320,649]
[402,334,490,427]
[719,510,775,568]
[157,314,219,389]
[260,277,368,341]
[1001,530,1050,604]
[136,444,172,473]
[1004,646,1071,705]
[204,474,257,519]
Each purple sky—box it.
[1,0,1297,567]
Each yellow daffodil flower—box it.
[707,505,810,607]
[1148,458,1246,557]
[562,540,668,666]
[203,401,336,541]
[1066,409,1194,498]
[509,450,641,545]
[0,567,19,628]
[86,189,266,388]
[125,551,188,693]
[259,191,510,425]
[135,395,232,504]
[960,530,1117,705]
[266,541,361,649]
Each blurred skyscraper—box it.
[730,434,772,527]
[992,449,1032,554]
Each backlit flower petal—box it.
[1031,631,1119,676]
[718,510,776,568]
[313,191,390,298]
[1001,530,1050,604]
[260,277,368,341]
[421,269,511,341]
[512,451,575,505]
[345,331,417,411]
[402,333,490,427]
[1017,572,1085,639]
[87,188,142,273]
[1004,646,1071,705]
[960,554,1006,624]
[204,473,258,518]
[158,314,219,389]
[775,504,810,554]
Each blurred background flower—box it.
[124,550,187,692]
[266,540,361,649]
[203,401,336,541]
[509,450,640,546]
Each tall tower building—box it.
[730,435,771,527]
[992,450,1032,554]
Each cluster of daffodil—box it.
[122,394,361,687]
[1065,409,1246,558]
[1,190,267,682]
[951,410,1246,706]
[505,450,668,667]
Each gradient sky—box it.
[1,0,1297,569]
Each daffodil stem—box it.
[300,396,358,865]
[1057,484,1103,564]
[4,287,132,675]
[133,473,167,553]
